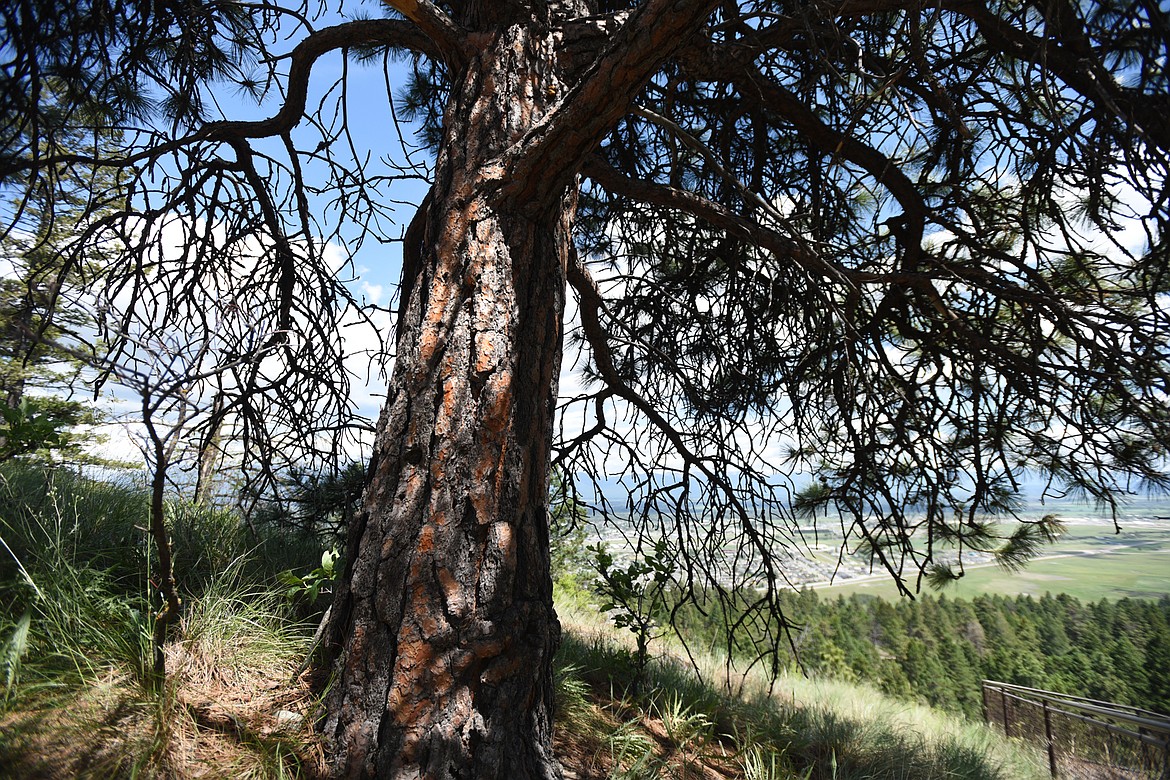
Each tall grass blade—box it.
[0,531,44,601]
[3,608,31,695]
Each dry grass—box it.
[1,575,1039,780]
[0,577,325,780]
[553,691,746,780]
[1,605,1039,780]
[0,669,157,778]
[164,637,325,779]
[0,638,324,779]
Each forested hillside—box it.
[675,590,1170,719]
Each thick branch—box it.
[674,42,931,270]
[200,19,444,143]
[943,0,1170,155]
[502,0,721,204]
[379,0,467,67]
[1,19,442,182]
[581,155,923,289]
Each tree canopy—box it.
[2,0,1168,776]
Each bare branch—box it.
[201,19,445,142]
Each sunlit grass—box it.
[553,590,1048,780]
[1,461,1049,779]
[0,462,325,777]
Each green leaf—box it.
[3,609,32,694]
[321,547,339,574]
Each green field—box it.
[811,520,1170,602]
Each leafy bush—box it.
[278,547,339,605]
[591,539,676,689]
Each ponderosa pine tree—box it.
[0,124,127,461]
[2,0,1169,777]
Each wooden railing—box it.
[982,680,1170,779]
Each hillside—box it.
[0,463,1047,779]
[665,587,1170,720]
[0,589,1046,780]
[550,598,1045,780]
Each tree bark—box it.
[194,394,224,507]
[321,23,575,779]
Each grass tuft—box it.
[0,570,322,778]
[0,462,326,777]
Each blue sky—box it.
[75,8,437,464]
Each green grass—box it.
[0,550,321,778]
[0,461,1051,779]
[0,578,320,778]
[816,522,1170,602]
[0,460,331,777]
[554,595,1046,780]
[0,461,326,601]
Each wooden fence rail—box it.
[982,680,1170,780]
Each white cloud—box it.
[360,282,384,305]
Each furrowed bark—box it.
[321,23,575,780]
[317,0,725,773]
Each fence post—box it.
[980,680,1170,780]
[1002,688,1012,738]
[1043,699,1058,779]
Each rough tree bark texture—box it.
[321,24,575,780]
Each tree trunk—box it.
[321,24,574,779]
[194,394,224,507]
[2,285,37,410]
